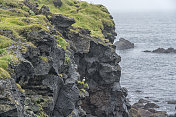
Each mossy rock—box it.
[0,55,19,79]
[0,67,10,79]
[30,0,114,42]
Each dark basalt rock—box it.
[49,14,76,33]
[114,38,134,50]
[102,21,117,43]
[53,0,62,8]
[74,41,129,117]
[167,100,176,104]
[39,5,51,16]
[130,99,167,117]
[144,48,176,53]
[0,30,15,40]
[66,28,91,53]
[144,103,159,109]
[12,30,83,117]
[138,99,150,103]
[0,79,24,117]
[24,0,39,14]
[153,48,176,53]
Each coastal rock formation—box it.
[114,38,134,50]
[144,48,176,53]
[0,0,130,117]
[130,99,167,117]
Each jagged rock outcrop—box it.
[0,0,130,117]
[49,14,76,34]
[0,79,24,117]
[74,41,130,117]
[102,21,117,44]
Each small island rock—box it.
[114,38,134,50]
[144,48,176,53]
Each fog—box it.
[81,0,176,12]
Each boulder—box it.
[53,0,62,8]
[114,38,134,50]
[138,99,150,103]
[39,5,51,16]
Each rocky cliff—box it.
[0,0,130,117]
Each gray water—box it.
[112,12,176,114]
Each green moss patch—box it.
[0,55,19,79]
[0,16,49,39]
[30,0,114,42]
[55,34,69,50]
[0,67,10,79]
[0,35,14,48]
[16,83,25,93]
[40,56,48,63]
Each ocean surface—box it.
[112,12,176,114]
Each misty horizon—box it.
[82,0,176,12]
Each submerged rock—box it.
[114,38,134,50]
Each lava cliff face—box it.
[0,0,130,117]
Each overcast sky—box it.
[82,0,176,12]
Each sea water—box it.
[113,12,176,114]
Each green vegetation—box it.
[64,53,69,64]
[16,83,25,93]
[0,0,114,79]
[0,55,19,79]
[77,80,89,97]
[0,49,7,55]
[31,0,114,41]
[0,68,10,79]
[0,35,14,48]
[0,35,19,79]
[55,34,69,50]
[40,56,49,63]
[0,16,50,39]
[77,80,89,89]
